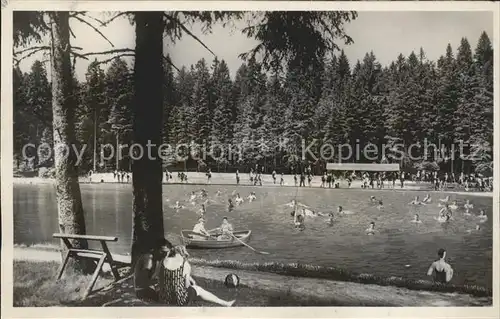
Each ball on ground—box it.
[224,273,240,288]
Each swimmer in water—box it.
[477,210,488,222]
[466,225,481,233]
[327,212,335,226]
[302,208,326,217]
[197,204,206,217]
[200,189,208,198]
[173,201,185,210]
[463,200,473,210]
[412,214,422,224]
[427,248,454,284]
[409,196,423,205]
[215,190,222,197]
[227,199,234,213]
[370,196,377,203]
[449,201,458,210]
[234,193,244,206]
[366,222,376,235]
[377,200,384,210]
[189,191,197,202]
[337,205,354,215]
[294,210,306,231]
[436,204,452,222]
[439,195,450,203]
[422,194,432,203]
[247,192,257,202]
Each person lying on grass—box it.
[159,245,236,307]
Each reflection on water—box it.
[14,183,493,289]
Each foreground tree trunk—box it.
[131,12,165,266]
[49,12,92,273]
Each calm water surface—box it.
[14,183,493,289]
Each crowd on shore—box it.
[159,165,493,193]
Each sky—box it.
[16,11,494,81]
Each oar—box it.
[230,232,270,255]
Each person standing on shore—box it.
[206,168,212,184]
[272,170,277,184]
[280,173,284,186]
[236,170,240,185]
[427,248,454,284]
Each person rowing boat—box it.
[192,217,212,240]
[212,217,234,240]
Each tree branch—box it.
[70,51,89,60]
[69,25,76,39]
[163,55,180,73]
[164,13,216,57]
[101,12,130,26]
[14,46,50,56]
[72,15,115,47]
[79,48,135,57]
[94,53,135,66]
[14,47,50,65]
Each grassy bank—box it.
[188,258,492,298]
[14,245,491,299]
[13,260,352,307]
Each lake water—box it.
[14,183,493,289]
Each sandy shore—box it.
[13,174,493,197]
[12,247,492,306]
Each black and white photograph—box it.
[2,0,498,315]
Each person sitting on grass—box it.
[426,248,454,284]
[158,245,235,307]
[134,237,173,302]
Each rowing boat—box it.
[180,230,252,249]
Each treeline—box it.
[14,31,493,175]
